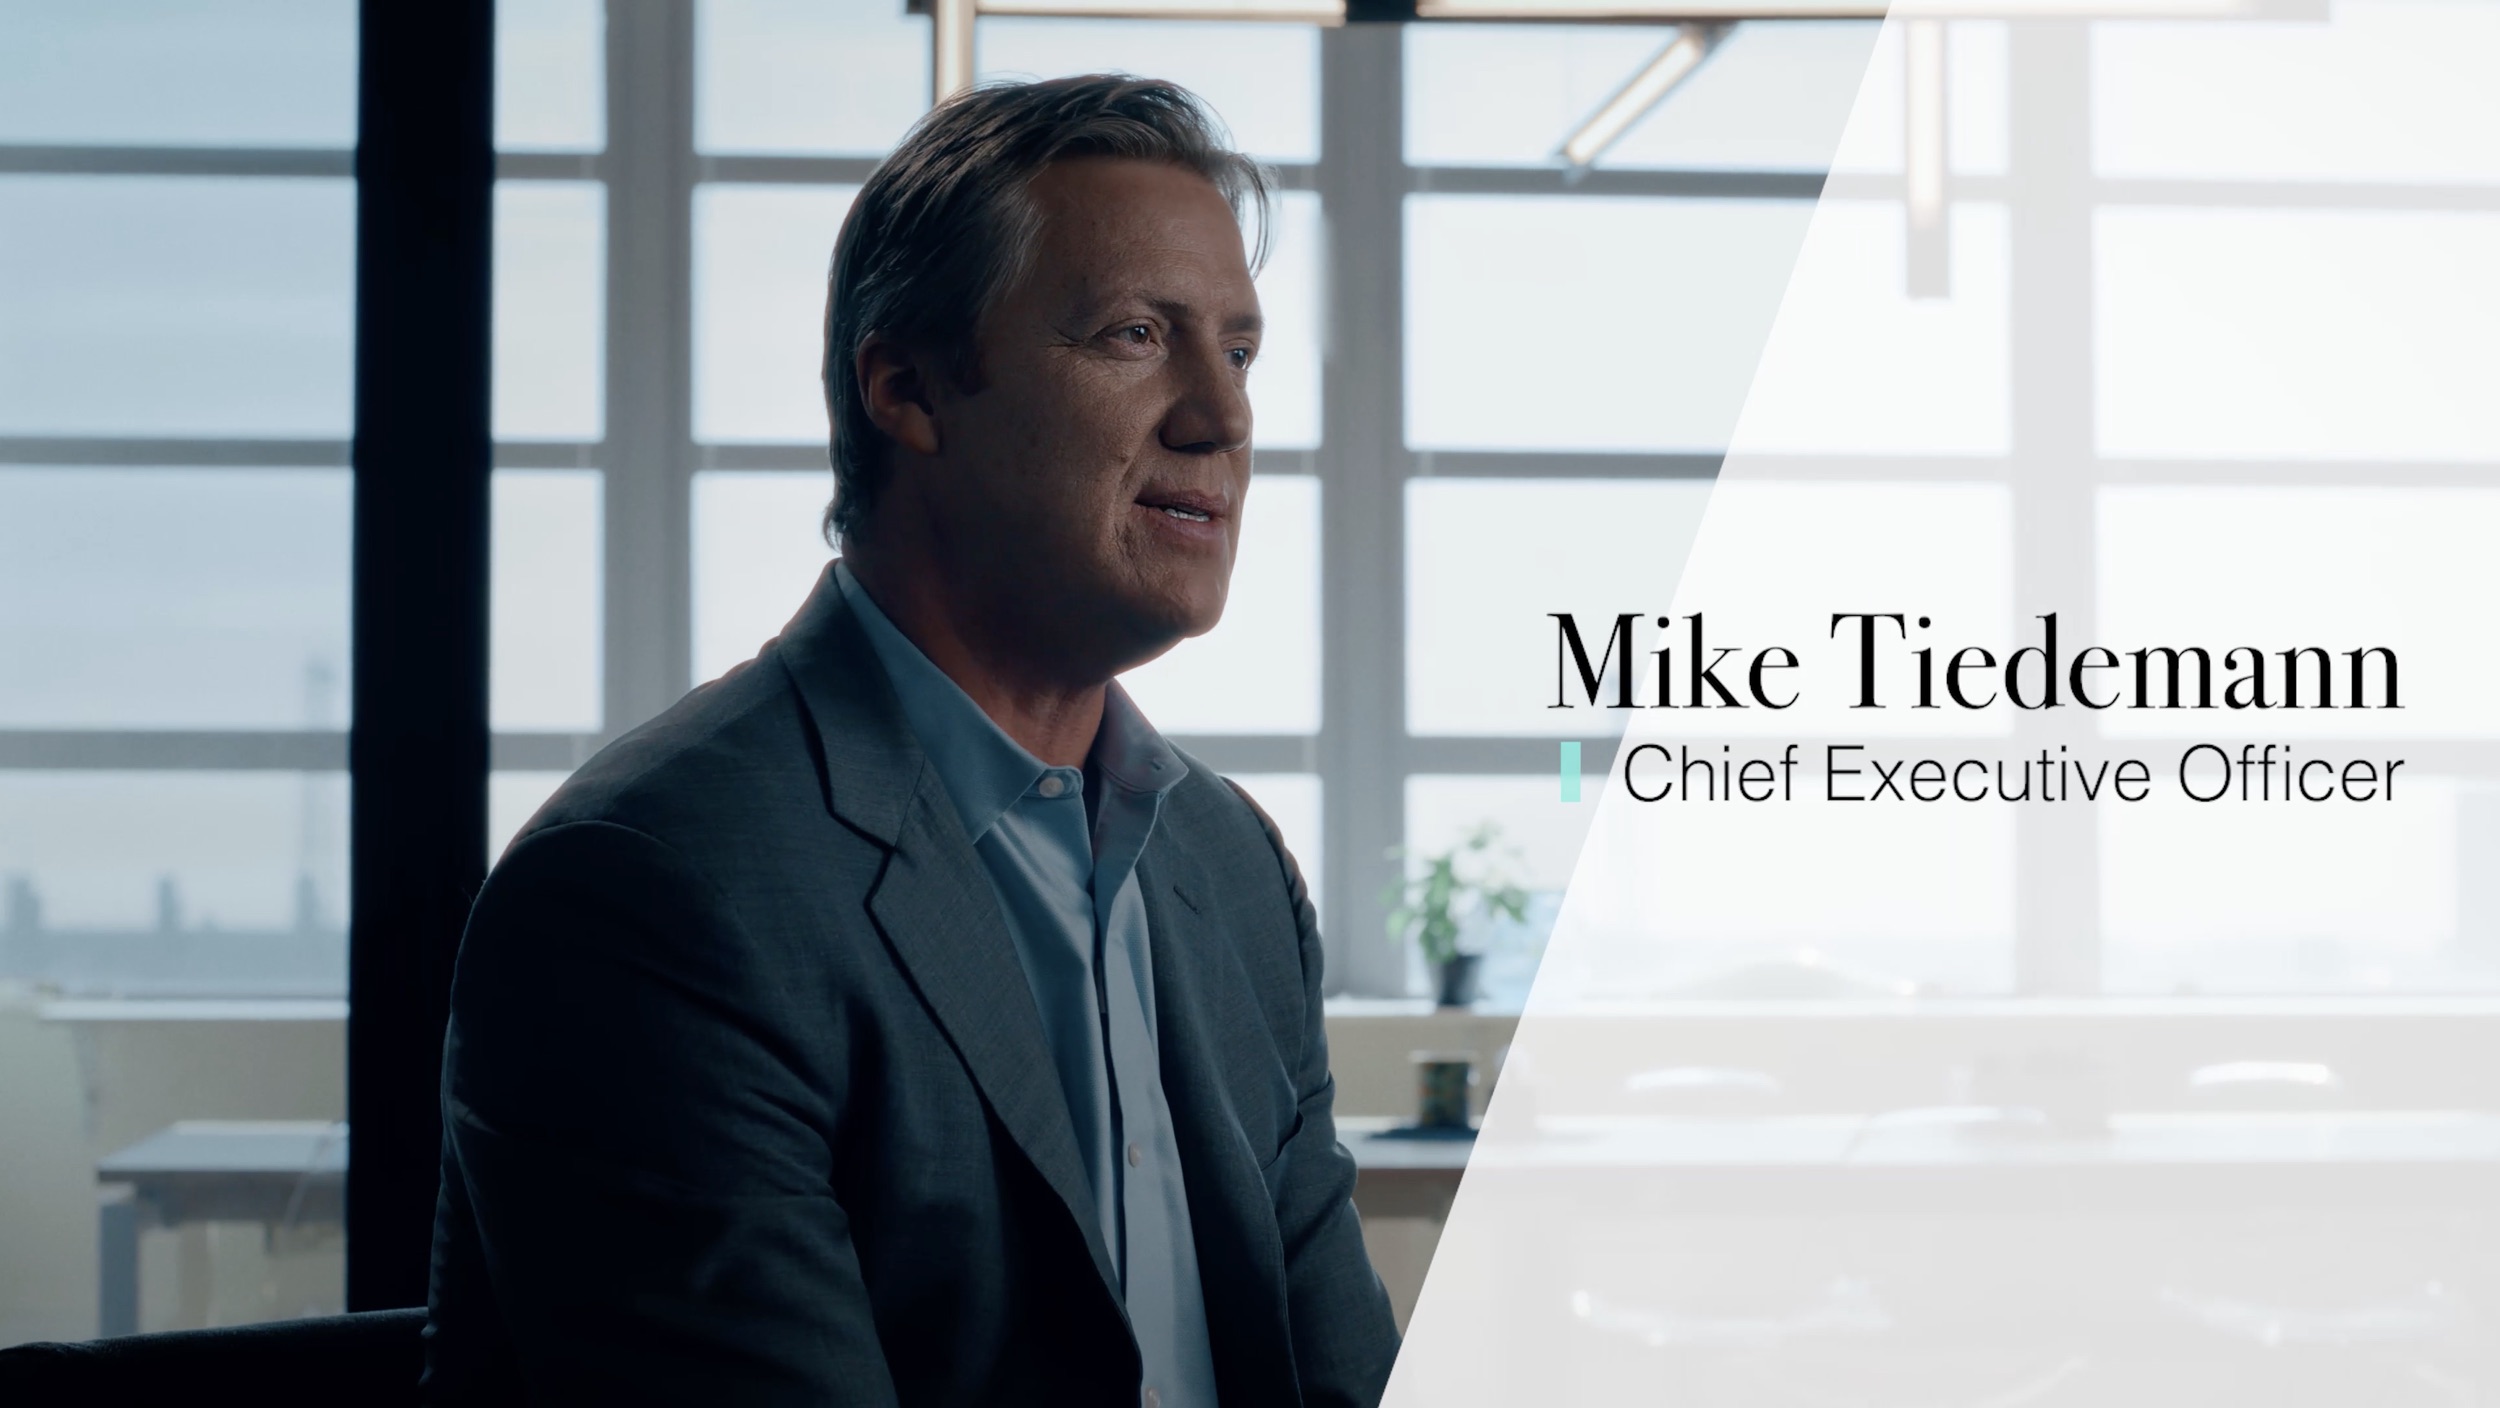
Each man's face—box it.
[918,157,1261,679]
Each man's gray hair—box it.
[819,74,1272,547]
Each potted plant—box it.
[1386,824,1531,1009]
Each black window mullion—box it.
[346,0,495,1312]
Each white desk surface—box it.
[98,1120,347,1181]
[1341,1109,2500,1175]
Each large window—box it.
[0,0,363,1341]
[1516,3,2498,1000]
[8,7,2487,1006]
[472,1,2500,1003]
[0,29,359,999]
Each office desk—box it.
[95,1120,346,1337]
[1344,1108,2500,1246]
[1343,1109,2500,1350]
[1346,1108,2500,1385]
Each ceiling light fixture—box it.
[1556,22,1731,171]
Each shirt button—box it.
[1037,774,1068,799]
[1126,1141,1142,1168]
[1143,1389,1160,1408]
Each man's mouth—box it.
[1136,488,1227,525]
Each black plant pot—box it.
[1433,953,1482,1009]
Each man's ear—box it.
[856,332,942,458]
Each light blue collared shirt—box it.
[837,563,1217,1408]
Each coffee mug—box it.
[1411,1050,1477,1129]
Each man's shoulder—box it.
[508,649,828,869]
[1162,749,1269,841]
[1157,753,1307,908]
[454,643,897,1028]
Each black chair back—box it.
[0,1307,425,1406]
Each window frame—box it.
[6,10,2497,1008]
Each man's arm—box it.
[1227,784,1404,1407]
[433,820,896,1406]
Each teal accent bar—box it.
[1560,741,1582,802]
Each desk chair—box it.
[0,1307,424,1406]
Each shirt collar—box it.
[1092,672,1185,799]
[836,561,1184,842]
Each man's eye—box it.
[1114,323,1154,344]
[1228,347,1254,371]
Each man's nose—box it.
[1159,345,1253,456]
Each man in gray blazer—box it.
[424,75,1400,1406]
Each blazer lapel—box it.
[1139,833,1299,1405]
[868,790,1121,1297]
[774,566,1121,1302]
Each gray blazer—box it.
[423,568,1400,1406]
